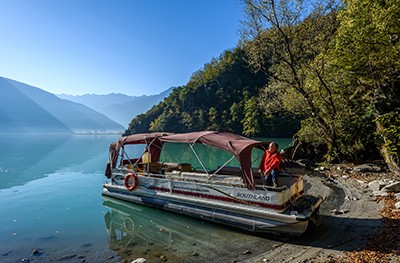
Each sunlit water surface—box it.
[0,134,292,263]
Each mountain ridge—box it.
[56,87,174,127]
[0,77,125,134]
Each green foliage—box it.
[125,0,399,168]
[240,0,400,164]
[124,47,301,137]
[240,0,342,157]
[377,109,400,155]
[330,0,400,162]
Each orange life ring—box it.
[124,173,138,191]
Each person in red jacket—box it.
[258,142,282,187]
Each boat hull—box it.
[102,184,313,235]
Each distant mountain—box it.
[57,87,174,127]
[0,77,125,134]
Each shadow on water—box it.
[102,194,386,263]
[102,196,281,263]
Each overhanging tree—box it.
[333,0,400,172]
[239,0,341,159]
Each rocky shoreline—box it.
[127,163,400,263]
[245,163,400,263]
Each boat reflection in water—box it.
[103,196,269,263]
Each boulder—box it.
[353,164,382,173]
[304,144,317,160]
[280,147,294,159]
[368,180,386,191]
[131,258,147,263]
[373,191,389,197]
[293,145,305,160]
[280,138,322,164]
[382,181,400,193]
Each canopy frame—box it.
[106,131,271,190]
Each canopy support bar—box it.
[189,143,209,177]
[209,155,236,180]
[252,144,268,166]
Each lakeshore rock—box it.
[353,164,382,173]
[368,180,386,191]
[131,258,147,263]
[382,181,400,193]
[372,190,389,197]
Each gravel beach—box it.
[244,164,400,263]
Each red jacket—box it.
[259,151,282,172]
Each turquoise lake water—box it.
[0,134,292,263]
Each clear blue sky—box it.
[0,0,243,96]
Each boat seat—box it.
[180,171,243,183]
[143,162,192,174]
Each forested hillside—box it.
[239,0,400,172]
[124,48,301,138]
[124,0,400,174]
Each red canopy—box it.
[106,131,269,190]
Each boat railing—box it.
[171,176,245,188]
[118,164,303,191]
[120,166,246,188]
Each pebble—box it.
[331,209,349,214]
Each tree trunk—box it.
[380,146,400,175]
[376,121,400,175]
